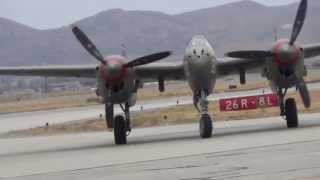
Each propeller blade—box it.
[125,51,172,68]
[225,50,274,59]
[289,0,308,45]
[71,25,105,64]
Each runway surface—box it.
[1,113,320,180]
[1,81,320,133]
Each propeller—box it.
[125,51,172,68]
[289,0,307,45]
[71,25,106,64]
[72,25,171,68]
[225,0,307,60]
[71,24,172,81]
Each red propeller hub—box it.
[273,40,302,68]
[99,55,128,83]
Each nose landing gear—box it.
[195,90,213,138]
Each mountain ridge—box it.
[1,0,320,66]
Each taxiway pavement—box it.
[1,113,320,180]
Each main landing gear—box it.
[278,88,298,128]
[195,91,213,138]
[200,114,213,138]
[105,102,132,145]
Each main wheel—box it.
[114,115,127,145]
[199,114,213,138]
[285,98,298,128]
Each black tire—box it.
[114,115,127,145]
[199,114,213,138]
[285,98,298,128]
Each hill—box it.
[1,0,320,66]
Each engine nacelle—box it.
[158,77,165,92]
[239,68,246,85]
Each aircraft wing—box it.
[0,63,185,81]
[134,63,185,81]
[216,43,320,74]
[0,65,97,78]
[303,43,320,59]
[215,57,265,76]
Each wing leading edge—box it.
[216,57,265,76]
[216,43,320,76]
[303,43,320,59]
[0,63,186,81]
[134,63,185,81]
[0,65,98,78]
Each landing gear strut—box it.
[278,88,299,128]
[105,102,114,128]
[195,91,213,138]
[105,102,132,145]
[120,103,132,134]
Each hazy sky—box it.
[0,0,299,30]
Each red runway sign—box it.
[219,94,279,112]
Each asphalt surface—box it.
[1,81,320,133]
[1,81,320,179]
[1,113,320,180]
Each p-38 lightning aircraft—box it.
[0,0,319,145]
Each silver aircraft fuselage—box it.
[183,35,217,95]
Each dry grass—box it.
[1,71,320,115]
[0,92,98,114]
[4,89,320,138]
